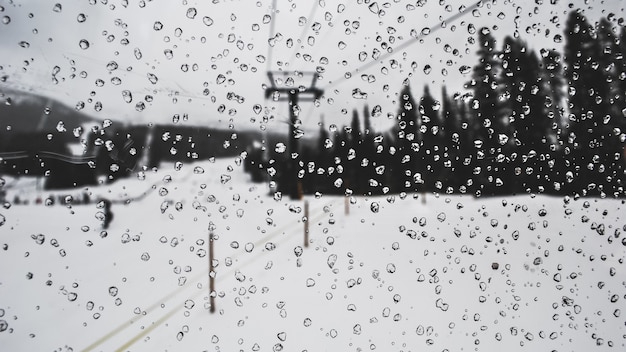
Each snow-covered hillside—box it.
[0,157,625,351]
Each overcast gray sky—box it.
[0,0,623,135]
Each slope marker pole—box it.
[304,200,309,247]
[209,231,215,314]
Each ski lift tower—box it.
[265,71,323,199]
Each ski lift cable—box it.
[299,0,490,128]
[289,1,355,73]
[325,0,489,90]
[286,1,319,69]
[43,50,211,103]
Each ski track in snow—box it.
[1,158,625,351]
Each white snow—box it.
[0,157,625,351]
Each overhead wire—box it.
[326,0,489,89]
[287,1,319,71]
[299,0,491,130]
[296,1,353,128]
[285,1,355,130]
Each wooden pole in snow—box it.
[304,200,309,248]
[209,231,215,314]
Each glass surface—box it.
[1,0,625,351]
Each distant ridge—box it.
[0,86,97,133]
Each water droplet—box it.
[77,13,86,23]
[147,73,158,84]
[274,143,286,153]
[459,65,471,74]
[435,298,449,311]
[106,61,118,71]
[368,2,379,14]
[294,246,303,257]
[220,174,231,184]
[122,90,132,103]
[186,7,197,19]
[203,16,213,26]
[327,254,337,268]
[352,88,368,99]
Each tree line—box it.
[245,10,626,198]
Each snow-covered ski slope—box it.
[1,157,625,351]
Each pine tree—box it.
[361,105,379,195]
[617,26,626,117]
[538,48,568,194]
[363,104,373,136]
[596,17,625,196]
[418,85,440,192]
[347,109,364,193]
[315,116,333,194]
[500,36,554,194]
[563,10,611,195]
[468,27,505,196]
[440,86,460,193]
[540,48,566,139]
[456,98,476,194]
[394,84,420,192]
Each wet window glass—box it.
[1,0,625,350]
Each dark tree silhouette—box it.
[417,86,440,192]
[596,17,626,195]
[500,36,556,194]
[241,9,625,199]
[361,105,379,195]
[393,84,420,192]
[467,27,506,196]
[440,87,457,192]
[563,10,610,195]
